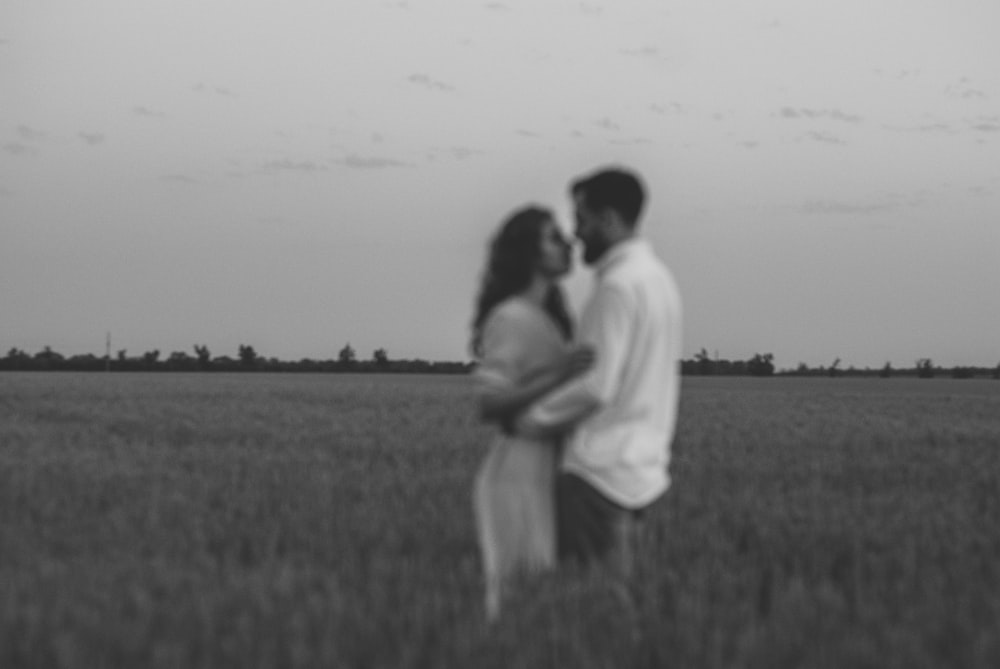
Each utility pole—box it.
[105,332,111,372]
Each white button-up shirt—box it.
[520,237,683,508]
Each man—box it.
[515,167,683,579]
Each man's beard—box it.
[582,237,611,265]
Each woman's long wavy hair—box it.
[470,206,573,357]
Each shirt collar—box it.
[593,236,648,277]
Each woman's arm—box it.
[478,345,594,423]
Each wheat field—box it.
[1,372,998,668]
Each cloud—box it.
[913,122,952,133]
[484,2,509,10]
[3,141,34,156]
[449,146,484,159]
[79,132,105,145]
[160,174,199,184]
[340,154,413,169]
[802,130,846,146]
[192,83,237,98]
[952,88,987,100]
[801,200,895,216]
[738,140,759,149]
[262,159,328,173]
[620,46,659,58]
[779,107,862,123]
[824,202,888,215]
[649,102,685,115]
[874,67,920,80]
[16,125,46,141]
[5,127,44,156]
[516,129,540,138]
[407,74,455,92]
[133,106,166,118]
[609,137,652,146]
[426,146,485,161]
[594,117,620,131]
[970,116,1000,132]
[882,121,955,134]
[577,2,603,15]
[947,78,988,101]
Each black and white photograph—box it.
[2,1,999,667]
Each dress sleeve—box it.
[473,306,527,394]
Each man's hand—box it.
[557,344,596,383]
[499,415,517,437]
[499,345,596,440]
[513,412,563,441]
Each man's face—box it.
[573,192,610,265]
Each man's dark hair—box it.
[570,167,646,227]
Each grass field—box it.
[2,372,999,668]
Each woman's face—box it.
[535,218,573,279]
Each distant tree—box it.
[142,350,160,368]
[395,358,432,373]
[165,351,196,371]
[67,353,102,371]
[339,343,356,365]
[373,348,389,367]
[695,348,714,376]
[951,366,975,380]
[213,356,236,371]
[238,344,258,367]
[2,348,32,370]
[994,363,1000,380]
[879,362,893,378]
[916,358,934,379]
[34,346,64,362]
[117,349,128,362]
[194,344,211,370]
[747,353,775,377]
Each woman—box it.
[470,206,594,620]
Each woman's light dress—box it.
[473,297,570,619]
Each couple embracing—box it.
[470,166,683,620]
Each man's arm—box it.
[516,283,631,438]
[478,346,593,423]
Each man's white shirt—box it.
[518,237,683,508]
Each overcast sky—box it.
[2,0,998,369]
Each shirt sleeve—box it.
[472,307,525,395]
[518,282,631,433]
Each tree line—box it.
[3,344,998,379]
[681,349,1000,380]
[0,343,472,374]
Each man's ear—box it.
[600,207,625,233]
